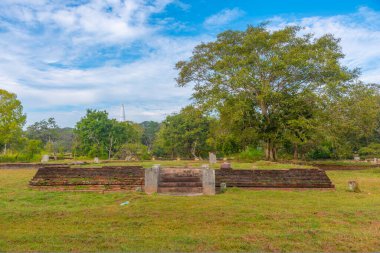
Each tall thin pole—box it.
[121,104,126,122]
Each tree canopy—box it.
[0,89,26,154]
[153,106,212,159]
[176,25,358,160]
[74,110,141,159]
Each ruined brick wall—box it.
[215,168,334,189]
[0,163,65,169]
[29,166,144,191]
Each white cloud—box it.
[268,7,380,83]
[0,2,379,127]
[204,8,244,27]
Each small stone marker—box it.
[209,152,217,164]
[220,182,227,193]
[220,162,231,170]
[202,168,215,195]
[94,157,100,163]
[353,155,360,161]
[373,158,378,164]
[348,181,361,193]
[41,155,49,163]
[144,164,160,194]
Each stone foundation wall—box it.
[0,163,66,169]
[29,166,144,191]
[29,165,335,192]
[215,168,334,189]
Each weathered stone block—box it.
[220,162,231,170]
[144,165,160,194]
[41,155,49,163]
[202,168,215,195]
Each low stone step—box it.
[157,187,203,193]
[159,176,201,182]
[159,173,202,178]
[158,182,202,187]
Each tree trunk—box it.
[293,143,298,160]
[272,146,277,161]
[190,141,198,160]
[265,140,276,161]
[3,144,7,155]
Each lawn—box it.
[78,159,313,170]
[1,162,380,252]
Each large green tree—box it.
[0,89,26,154]
[140,121,160,152]
[153,106,212,159]
[26,118,59,144]
[176,25,356,160]
[75,110,140,159]
[318,82,380,158]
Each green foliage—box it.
[359,143,380,158]
[0,89,26,153]
[318,83,380,159]
[26,118,75,154]
[24,139,43,157]
[54,127,74,153]
[236,147,264,161]
[115,143,150,160]
[26,118,58,144]
[0,153,40,162]
[176,25,357,160]
[74,110,141,159]
[153,106,212,159]
[140,121,160,151]
[307,145,333,160]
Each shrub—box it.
[307,146,332,160]
[236,147,264,161]
[359,143,380,158]
[0,153,41,163]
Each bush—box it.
[236,147,264,161]
[0,153,41,163]
[24,139,43,157]
[307,146,332,160]
[115,143,151,160]
[359,143,380,158]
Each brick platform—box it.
[215,167,334,190]
[29,166,144,191]
[29,165,335,193]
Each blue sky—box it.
[0,0,379,127]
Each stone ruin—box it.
[29,163,334,194]
[30,166,145,191]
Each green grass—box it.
[76,160,313,170]
[306,160,377,166]
[1,163,380,252]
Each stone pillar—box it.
[202,168,215,195]
[144,165,160,194]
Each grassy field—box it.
[78,160,314,170]
[1,162,380,252]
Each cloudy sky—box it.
[0,0,379,127]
